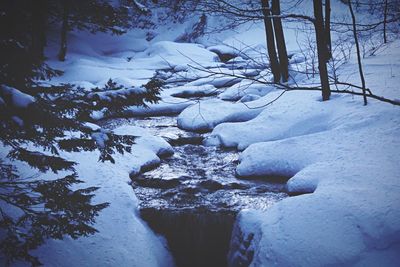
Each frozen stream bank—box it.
[101,115,288,267]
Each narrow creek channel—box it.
[102,115,288,267]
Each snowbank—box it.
[222,42,400,266]
[125,96,195,117]
[224,93,400,266]
[138,41,220,70]
[218,80,276,101]
[205,90,334,149]
[0,85,35,108]
[177,97,267,132]
[167,84,218,98]
[32,127,175,266]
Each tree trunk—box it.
[325,0,332,59]
[261,0,280,83]
[313,0,331,101]
[271,0,289,82]
[31,0,47,61]
[348,0,368,105]
[58,0,69,61]
[383,0,388,43]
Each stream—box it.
[102,114,288,267]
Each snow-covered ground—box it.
[29,127,176,266]
[17,1,400,266]
[223,40,400,266]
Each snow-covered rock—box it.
[205,90,333,149]
[186,75,241,88]
[113,125,174,158]
[218,80,275,101]
[0,85,35,108]
[177,98,265,132]
[125,96,195,117]
[167,84,218,98]
[141,41,219,70]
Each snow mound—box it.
[207,45,240,57]
[125,96,195,117]
[0,85,35,108]
[167,84,218,98]
[218,80,276,101]
[141,41,219,70]
[185,75,241,88]
[177,98,265,132]
[113,125,174,158]
[205,91,333,149]
[224,91,400,266]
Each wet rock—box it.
[199,180,224,191]
[132,177,182,189]
[225,182,249,190]
[181,186,200,194]
[167,136,204,146]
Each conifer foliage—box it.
[0,78,163,265]
[0,1,163,265]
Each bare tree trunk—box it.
[325,0,332,59]
[383,0,388,43]
[58,0,69,61]
[271,0,289,82]
[348,0,368,105]
[313,0,331,101]
[31,0,47,61]
[261,0,281,83]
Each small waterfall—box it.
[140,207,236,267]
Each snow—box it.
[207,44,241,57]
[186,75,241,88]
[218,80,275,101]
[221,41,400,266]
[31,126,175,266]
[125,97,195,117]
[167,84,218,98]
[123,84,218,118]
[88,86,147,102]
[113,125,174,158]
[177,98,266,132]
[0,85,35,108]
[12,1,399,265]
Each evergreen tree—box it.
[0,2,163,263]
[0,0,60,89]
[51,0,131,61]
[0,78,163,265]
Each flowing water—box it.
[102,115,288,267]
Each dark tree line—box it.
[0,0,131,89]
[0,1,167,265]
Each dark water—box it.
[102,116,287,267]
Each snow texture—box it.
[177,98,266,132]
[0,85,35,108]
[21,1,400,265]
[30,126,175,266]
[222,41,400,267]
